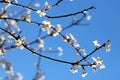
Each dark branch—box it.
[45,6,95,18]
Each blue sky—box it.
[0,0,120,80]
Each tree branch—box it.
[45,6,95,18]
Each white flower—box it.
[44,1,51,9]
[0,48,6,55]
[92,57,105,69]
[83,11,88,14]
[83,10,92,20]
[64,33,79,48]
[100,64,105,69]
[56,24,62,32]
[42,20,52,34]
[73,43,80,48]
[15,72,23,80]
[34,3,40,8]
[93,40,101,47]
[42,20,52,28]
[93,57,105,68]
[69,33,76,41]
[65,34,70,39]
[38,38,44,48]
[58,47,63,56]
[14,0,18,3]
[70,68,78,74]
[86,15,92,20]
[92,57,103,65]
[15,38,25,49]
[36,10,46,17]
[53,24,62,37]
[105,40,111,52]
[79,47,87,55]
[65,33,77,43]
[0,34,6,42]
[106,47,111,52]
[82,71,87,77]
[25,14,31,23]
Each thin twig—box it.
[45,6,95,18]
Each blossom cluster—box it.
[36,1,51,17]
[15,37,26,49]
[64,33,80,48]
[0,0,111,80]
[42,20,53,34]
[93,40,111,52]
[0,57,23,80]
[92,57,105,70]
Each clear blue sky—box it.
[0,0,120,80]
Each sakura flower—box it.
[14,0,18,3]
[83,10,92,20]
[82,71,88,77]
[70,68,78,74]
[42,20,52,34]
[69,33,76,42]
[34,3,40,8]
[58,47,63,56]
[86,15,92,20]
[64,33,80,48]
[73,43,80,48]
[36,10,46,17]
[93,40,101,47]
[56,24,62,32]
[15,38,26,49]
[100,64,105,69]
[42,20,52,28]
[25,14,31,23]
[15,72,23,80]
[83,11,88,14]
[0,48,6,55]
[105,40,111,52]
[92,57,105,69]
[44,1,51,9]
[38,38,44,48]
[79,47,87,55]
[53,24,62,37]
[92,57,103,65]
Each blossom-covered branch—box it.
[0,0,111,79]
[0,0,95,18]
[0,27,110,72]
